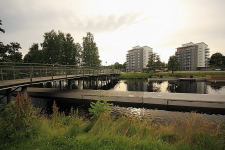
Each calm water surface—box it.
[112,80,225,94]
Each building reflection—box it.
[124,80,210,94]
[167,81,207,94]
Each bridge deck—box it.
[0,74,115,90]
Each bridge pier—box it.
[78,80,83,90]
[68,79,72,89]
[6,88,12,104]
[21,86,27,98]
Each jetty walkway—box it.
[5,87,225,114]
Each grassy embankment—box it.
[0,93,225,150]
[119,72,225,79]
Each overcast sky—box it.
[1,0,225,65]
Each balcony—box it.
[205,48,210,53]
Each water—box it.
[111,79,225,94]
[30,79,225,94]
[1,79,225,123]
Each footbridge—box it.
[0,62,120,103]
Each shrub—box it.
[89,96,113,120]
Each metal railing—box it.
[0,62,120,82]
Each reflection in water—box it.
[31,79,119,90]
[147,81,163,92]
[112,106,225,123]
[111,80,225,94]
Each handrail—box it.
[0,62,120,83]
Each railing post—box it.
[30,65,33,83]
[13,66,15,80]
[51,65,53,80]
[76,67,77,76]
[1,69,3,82]
[46,67,47,77]
[83,67,84,77]
[65,67,67,79]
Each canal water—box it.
[112,79,225,94]
[1,79,225,122]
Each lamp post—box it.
[106,61,107,73]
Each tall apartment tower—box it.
[126,45,153,72]
[175,42,210,71]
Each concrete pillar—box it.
[21,86,27,98]
[6,88,12,104]
[96,77,99,88]
[59,80,62,89]
[68,79,72,89]
[78,80,83,90]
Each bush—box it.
[89,96,113,120]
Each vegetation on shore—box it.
[119,72,225,79]
[0,93,225,150]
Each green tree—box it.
[0,42,22,62]
[82,32,101,67]
[41,30,81,65]
[42,30,60,64]
[24,43,43,63]
[147,53,162,72]
[114,62,123,69]
[0,20,5,33]
[209,52,224,68]
[168,55,180,73]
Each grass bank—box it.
[119,72,225,79]
[0,94,225,150]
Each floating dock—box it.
[3,88,224,114]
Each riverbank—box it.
[119,72,225,79]
[0,94,225,150]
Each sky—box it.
[1,0,225,65]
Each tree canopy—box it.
[41,30,82,65]
[82,32,101,67]
[147,53,162,72]
[0,42,22,62]
[24,43,43,63]
[209,52,225,68]
[168,55,180,73]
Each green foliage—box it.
[41,30,82,65]
[0,93,37,143]
[209,52,225,68]
[119,72,225,79]
[168,55,180,73]
[147,53,163,71]
[0,104,224,150]
[23,43,43,63]
[0,42,22,62]
[89,96,112,120]
[82,32,101,67]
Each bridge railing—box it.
[0,62,120,82]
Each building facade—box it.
[126,45,153,72]
[175,42,210,71]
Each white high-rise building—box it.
[126,45,153,72]
[175,42,210,71]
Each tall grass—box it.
[0,93,224,150]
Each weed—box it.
[88,94,113,120]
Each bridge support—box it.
[68,79,72,89]
[6,88,12,104]
[21,86,27,98]
[78,80,83,90]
